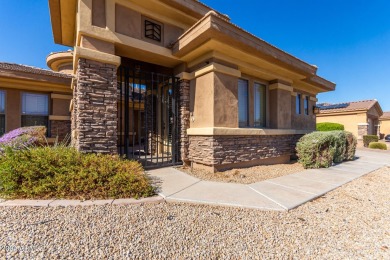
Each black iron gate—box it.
[117,65,180,168]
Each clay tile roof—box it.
[318,100,378,114]
[0,62,73,79]
[380,112,390,120]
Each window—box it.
[144,20,162,42]
[304,96,309,115]
[296,93,301,114]
[238,79,249,127]
[21,93,49,129]
[0,90,5,136]
[254,83,266,127]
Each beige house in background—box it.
[0,58,73,140]
[316,100,383,140]
[379,112,390,136]
[44,0,336,171]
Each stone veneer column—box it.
[179,79,190,163]
[357,123,368,140]
[73,58,118,153]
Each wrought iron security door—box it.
[117,65,180,168]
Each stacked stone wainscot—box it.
[72,58,118,154]
[188,134,302,170]
[50,120,71,141]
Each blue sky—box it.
[0,0,389,110]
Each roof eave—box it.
[48,0,77,47]
[173,12,324,78]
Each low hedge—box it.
[363,135,379,147]
[0,145,155,200]
[296,131,357,169]
[368,142,387,150]
[316,122,344,131]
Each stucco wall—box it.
[316,113,367,138]
[190,72,214,128]
[0,88,70,134]
[213,72,238,128]
[269,87,291,129]
[114,4,183,48]
[290,95,316,130]
[380,119,390,136]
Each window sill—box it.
[187,127,312,136]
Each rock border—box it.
[0,196,164,207]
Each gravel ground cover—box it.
[1,167,389,259]
[177,161,304,184]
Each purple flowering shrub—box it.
[0,126,46,152]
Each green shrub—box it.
[368,142,387,150]
[0,145,155,200]
[296,130,357,169]
[316,122,344,131]
[363,135,379,147]
[344,131,357,160]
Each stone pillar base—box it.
[72,58,118,154]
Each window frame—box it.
[0,90,6,136]
[21,92,50,133]
[304,96,309,115]
[296,93,302,115]
[253,82,266,128]
[238,78,249,128]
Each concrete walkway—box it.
[147,149,390,211]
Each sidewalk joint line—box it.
[165,180,202,198]
[247,186,289,210]
[264,181,318,195]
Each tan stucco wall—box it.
[290,94,316,130]
[190,72,214,128]
[380,119,390,136]
[213,72,238,128]
[52,98,71,116]
[269,87,291,129]
[316,113,367,138]
[5,89,21,132]
[81,36,115,55]
[114,4,183,48]
[92,0,106,28]
[0,88,71,133]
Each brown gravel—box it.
[1,167,389,259]
[177,161,305,184]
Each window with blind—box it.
[304,96,309,115]
[254,83,266,127]
[21,93,49,129]
[238,79,249,127]
[296,93,301,114]
[0,90,5,136]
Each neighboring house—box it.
[316,100,383,140]
[0,55,73,140]
[379,112,390,137]
[46,0,335,171]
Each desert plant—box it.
[296,130,357,169]
[0,145,155,199]
[344,131,357,160]
[363,135,379,147]
[368,142,387,150]
[0,126,46,153]
[316,122,344,131]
